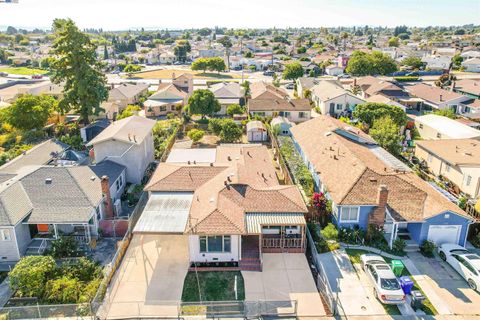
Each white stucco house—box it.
[325,65,344,76]
[87,116,156,184]
[462,58,480,73]
[311,80,365,116]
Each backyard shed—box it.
[247,121,268,142]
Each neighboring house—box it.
[415,114,480,140]
[296,77,318,98]
[248,82,311,123]
[422,55,451,71]
[198,48,224,58]
[461,50,480,60]
[406,83,471,113]
[453,79,480,99]
[87,116,156,184]
[0,165,124,261]
[415,139,480,199]
[209,82,244,115]
[246,121,268,142]
[271,116,295,136]
[325,65,344,76]
[80,119,110,143]
[101,83,149,119]
[462,58,480,73]
[135,145,308,271]
[144,73,193,117]
[290,116,474,248]
[311,80,365,116]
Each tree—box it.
[244,51,254,58]
[7,94,56,131]
[226,104,245,116]
[218,36,232,71]
[241,80,251,97]
[402,56,424,69]
[117,105,141,120]
[369,116,402,155]
[297,46,306,54]
[452,54,463,69]
[346,51,397,76]
[353,102,407,128]
[187,89,220,118]
[208,118,224,135]
[432,108,457,119]
[187,129,205,143]
[283,62,304,80]
[103,45,109,60]
[388,37,400,47]
[207,57,226,73]
[191,58,209,73]
[219,120,242,142]
[9,256,56,298]
[50,19,108,124]
[123,64,142,73]
[174,40,191,62]
[435,74,456,88]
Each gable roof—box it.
[248,97,311,112]
[145,145,307,234]
[416,139,480,166]
[109,83,149,100]
[290,116,468,222]
[312,80,353,101]
[149,83,188,101]
[407,83,466,105]
[250,81,288,100]
[209,82,243,98]
[87,116,156,146]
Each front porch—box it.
[384,213,419,252]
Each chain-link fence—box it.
[0,303,92,320]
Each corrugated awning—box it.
[245,213,306,234]
[133,192,193,233]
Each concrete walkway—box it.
[317,249,386,317]
[0,276,12,307]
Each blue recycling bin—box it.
[399,276,414,295]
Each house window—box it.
[199,235,231,253]
[284,112,291,117]
[170,105,175,111]
[0,229,11,241]
[427,153,433,162]
[299,112,306,118]
[160,106,167,112]
[445,163,451,172]
[466,175,472,186]
[336,104,343,110]
[340,206,359,222]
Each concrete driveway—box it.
[242,253,326,317]
[103,234,189,319]
[317,249,386,317]
[408,251,480,316]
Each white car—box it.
[438,243,480,291]
[360,254,405,304]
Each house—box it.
[422,55,451,71]
[246,121,268,142]
[325,65,344,76]
[0,164,125,261]
[271,116,295,136]
[135,145,308,270]
[296,77,318,98]
[87,116,156,184]
[248,82,311,123]
[453,79,480,100]
[461,50,480,60]
[310,80,365,116]
[462,58,480,73]
[406,83,471,112]
[415,114,480,140]
[209,82,244,115]
[290,116,474,248]
[144,73,193,117]
[101,83,149,119]
[415,139,480,199]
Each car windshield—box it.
[451,249,469,254]
[381,278,401,290]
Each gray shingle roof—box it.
[0,182,32,226]
[89,160,126,187]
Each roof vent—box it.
[210,162,214,166]
[228,156,232,161]
[90,176,96,181]
[45,178,52,184]
[369,177,377,182]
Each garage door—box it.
[427,225,461,245]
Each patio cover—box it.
[245,212,306,234]
[134,192,193,233]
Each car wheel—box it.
[439,251,446,261]
[468,279,477,291]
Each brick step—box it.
[241,255,260,260]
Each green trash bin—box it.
[391,260,404,276]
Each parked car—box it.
[338,73,351,79]
[360,254,405,304]
[285,83,295,89]
[406,72,420,77]
[263,70,275,76]
[232,66,242,71]
[0,72,7,77]
[32,74,43,79]
[438,243,480,291]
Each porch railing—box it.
[262,237,302,248]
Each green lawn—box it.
[345,249,437,316]
[182,271,245,302]
[0,67,48,75]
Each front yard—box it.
[345,249,437,316]
[182,271,245,302]
[0,67,48,75]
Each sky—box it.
[0,0,479,30]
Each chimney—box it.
[369,185,388,227]
[353,77,357,87]
[101,175,114,219]
[439,94,443,102]
[451,81,456,91]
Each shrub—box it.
[44,276,81,304]
[208,118,223,135]
[420,240,436,257]
[307,223,320,242]
[321,223,338,240]
[339,226,366,244]
[219,120,242,142]
[59,257,102,283]
[394,76,419,82]
[187,129,205,143]
[392,238,407,255]
[78,278,101,303]
[49,236,80,259]
[9,256,56,297]
[226,104,245,116]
